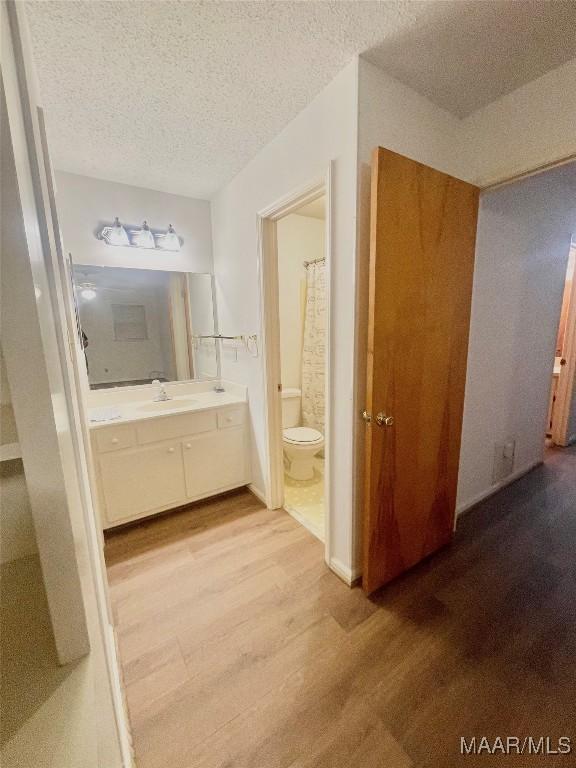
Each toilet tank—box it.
[281,388,301,427]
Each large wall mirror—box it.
[72,265,219,389]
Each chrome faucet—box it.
[152,379,171,402]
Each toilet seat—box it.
[283,426,323,445]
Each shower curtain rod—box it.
[303,257,326,267]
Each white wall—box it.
[464,59,576,187]
[212,59,359,578]
[55,171,213,273]
[358,58,470,178]
[358,54,576,188]
[457,163,576,511]
[277,214,325,390]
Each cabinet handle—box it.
[167,447,175,453]
[111,438,119,445]
[185,443,192,449]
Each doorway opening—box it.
[546,239,576,447]
[277,197,326,541]
[258,175,331,555]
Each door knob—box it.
[376,413,394,427]
[362,410,372,423]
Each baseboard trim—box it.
[334,461,545,585]
[284,504,324,543]
[329,556,362,587]
[104,623,135,768]
[248,483,269,507]
[456,460,543,517]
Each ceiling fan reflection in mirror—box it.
[74,269,138,302]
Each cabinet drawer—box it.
[94,424,136,453]
[99,442,185,523]
[136,410,217,444]
[217,407,245,430]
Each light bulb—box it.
[132,220,156,249]
[101,217,129,246]
[80,287,97,300]
[161,224,181,251]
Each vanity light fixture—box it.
[97,219,182,251]
[131,220,156,249]
[98,217,130,246]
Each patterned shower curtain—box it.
[301,260,326,432]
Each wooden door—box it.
[552,245,576,447]
[362,148,479,595]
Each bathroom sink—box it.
[136,398,197,413]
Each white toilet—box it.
[281,388,324,481]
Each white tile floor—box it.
[283,457,324,541]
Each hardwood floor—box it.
[105,446,576,768]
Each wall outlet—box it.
[492,439,516,484]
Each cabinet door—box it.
[183,429,246,499]
[99,443,185,523]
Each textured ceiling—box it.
[25,1,576,200]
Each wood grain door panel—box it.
[362,148,479,594]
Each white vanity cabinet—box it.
[91,403,249,528]
[182,429,246,499]
[99,442,186,523]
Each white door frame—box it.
[553,242,576,446]
[257,166,333,564]
[1,3,91,664]
[2,2,132,765]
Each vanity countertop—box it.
[88,388,247,430]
